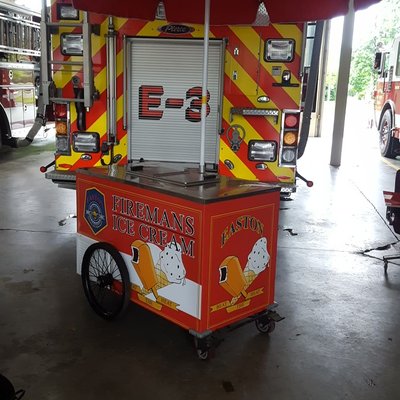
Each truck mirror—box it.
[374,52,382,73]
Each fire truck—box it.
[374,38,400,159]
[38,0,325,193]
[0,0,41,149]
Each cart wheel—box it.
[82,242,130,320]
[193,337,214,361]
[197,348,209,360]
[255,317,276,334]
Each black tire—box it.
[81,242,130,320]
[0,105,12,147]
[379,109,397,158]
[255,317,275,334]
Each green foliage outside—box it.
[325,72,338,100]
[349,0,400,99]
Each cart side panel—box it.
[202,191,280,332]
[76,172,205,332]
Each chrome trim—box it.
[106,17,117,142]
[40,0,50,105]
[0,45,40,57]
[0,2,40,18]
[82,12,93,108]
[0,85,35,89]
[45,170,76,181]
[123,34,127,130]
[0,61,38,70]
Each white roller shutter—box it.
[127,38,223,164]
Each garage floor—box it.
[1,128,400,400]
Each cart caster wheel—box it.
[193,337,214,360]
[255,317,276,334]
[81,242,131,320]
[196,348,210,360]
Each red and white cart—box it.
[76,164,281,358]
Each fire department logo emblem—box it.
[84,188,107,234]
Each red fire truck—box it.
[374,38,400,158]
[39,0,326,193]
[0,0,41,149]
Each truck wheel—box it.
[379,109,397,158]
[81,242,131,320]
[0,106,12,147]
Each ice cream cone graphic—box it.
[243,269,257,288]
[131,239,159,298]
[219,237,270,305]
[131,240,186,302]
[219,256,248,299]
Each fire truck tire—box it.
[81,242,131,320]
[0,105,11,146]
[379,109,397,158]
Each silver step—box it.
[45,169,76,189]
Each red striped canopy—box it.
[72,0,381,24]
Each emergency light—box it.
[61,33,84,56]
[57,4,79,20]
[264,39,295,62]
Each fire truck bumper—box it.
[45,170,76,189]
[279,184,297,194]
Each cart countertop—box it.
[77,163,280,204]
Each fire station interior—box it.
[1,108,399,397]
[2,7,400,400]
[3,111,399,400]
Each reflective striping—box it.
[136,20,164,37]
[94,134,127,167]
[222,96,294,183]
[217,26,299,109]
[51,16,301,183]
[224,51,280,134]
[228,26,300,104]
[114,18,128,30]
[223,75,279,135]
[273,23,303,57]
[87,112,107,135]
[93,65,107,95]
[220,140,257,180]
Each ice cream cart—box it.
[76,163,282,358]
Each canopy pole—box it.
[330,0,355,167]
[199,0,210,174]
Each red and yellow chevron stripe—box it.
[51,0,303,185]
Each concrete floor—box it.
[1,126,400,400]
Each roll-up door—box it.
[127,38,223,164]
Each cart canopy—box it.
[72,0,381,23]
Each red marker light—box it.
[285,114,298,128]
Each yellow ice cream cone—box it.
[219,256,247,298]
[131,240,158,293]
